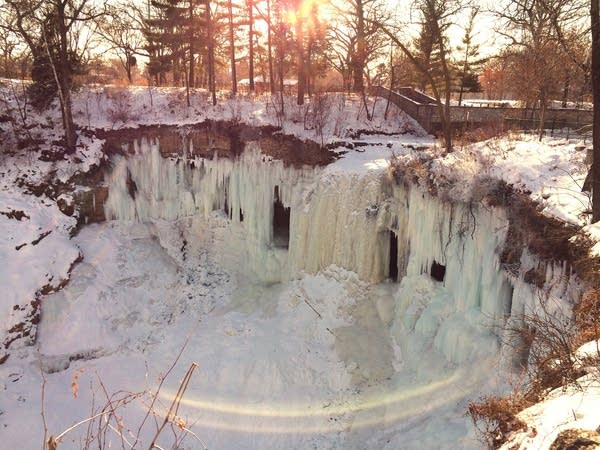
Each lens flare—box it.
[158,367,481,435]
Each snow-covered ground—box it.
[0,80,598,449]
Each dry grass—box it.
[574,288,600,347]
[467,392,532,448]
[468,287,600,448]
[389,154,436,194]
[456,121,508,147]
[43,343,206,450]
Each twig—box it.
[107,422,134,448]
[132,338,189,448]
[50,391,143,447]
[304,298,322,319]
[97,375,127,450]
[147,362,198,450]
[54,411,113,442]
[39,360,48,450]
[84,378,96,447]
[179,425,208,450]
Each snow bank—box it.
[0,190,80,361]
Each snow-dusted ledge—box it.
[105,138,581,365]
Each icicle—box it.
[103,137,579,365]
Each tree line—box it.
[0,0,597,208]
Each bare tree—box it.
[253,0,275,93]
[2,0,104,150]
[374,0,465,152]
[0,18,21,78]
[247,0,255,91]
[207,0,217,105]
[97,2,145,84]
[456,7,484,105]
[330,0,389,94]
[494,0,587,139]
[225,0,239,94]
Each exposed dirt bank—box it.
[95,120,338,168]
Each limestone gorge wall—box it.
[104,136,580,364]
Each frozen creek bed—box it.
[0,139,571,449]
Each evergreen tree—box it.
[143,0,207,89]
[456,7,485,105]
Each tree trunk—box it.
[384,48,394,120]
[538,90,547,141]
[353,0,365,93]
[439,23,453,152]
[278,42,284,115]
[52,2,77,151]
[207,2,216,105]
[561,74,570,108]
[188,2,195,93]
[248,0,254,92]
[228,0,237,95]
[296,25,305,105]
[125,52,133,84]
[266,0,274,94]
[591,0,600,222]
[458,45,469,106]
[306,43,312,96]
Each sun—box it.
[283,0,328,27]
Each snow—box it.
[5,136,543,449]
[0,78,597,449]
[67,83,422,143]
[428,133,591,226]
[0,216,505,449]
[0,189,80,361]
[500,375,600,450]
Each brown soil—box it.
[95,120,337,168]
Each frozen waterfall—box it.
[104,138,576,364]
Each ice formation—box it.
[0,137,582,450]
[105,138,579,365]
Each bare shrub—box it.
[227,95,243,124]
[331,93,347,137]
[574,288,600,346]
[469,297,592,448]
[517,311,584,400]
[267,93,285,128]
[457,121,507,146]
[467,391,532,448]
[291,100,308,124]
[389,154,436,194]
[43,346,206,450]
[305,92,332,146]
[105,87,135,126]
[0,80,37,150]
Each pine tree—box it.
[456,7,485,105]
[143,0,206,90]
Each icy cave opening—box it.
[389,230,399,282]
[273,185,291,248]
[33,138,578,450]
[430,260,446,282]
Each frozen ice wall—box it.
[105,138,318,281]
[104,138,575,363]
